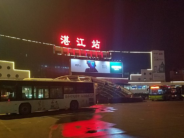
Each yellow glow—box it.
[0,60,30,78]
[129,51,152,80]
[128,81,161,84]
[150,86,159,89]
[96,77,128,80]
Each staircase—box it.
[55,75,134,101]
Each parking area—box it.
[0,101,184,138]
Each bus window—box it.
[85,84,94,93]
[158,89,164,94]
[64,86,75,94]
[34,86,49,99]
[76,86,84,93]
[22,86,32,99]
[75,83,94,93]
[50,86,63,99]
[0,86,16,101]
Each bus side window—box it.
[0,89,8,101]
[64,86,74,94]
[22,86,32,99]
[34,86,49,99]
[50,86,63,99]
[76,85,85,93]
[85,84,94,93]
[0,87,16,101]
[75,83,93,93]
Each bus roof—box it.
[0,78,93,83]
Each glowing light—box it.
[171,81,184,83]
[92,40,100,49]
[96,77,128,80]
[76,38,86,47]
[150,86,159,89]
[130,51,151,53]
[128,81,161,84]
[111,66,122,70]
[60,35,70,46]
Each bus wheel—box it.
[19,103,31,115]
[70,100,79,111]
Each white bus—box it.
[0,79,95,115]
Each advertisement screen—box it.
[71,59,123,74]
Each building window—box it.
[7,66,10,70]
[7,74,10,78]
[0,65,2,69]
[138,78,141,81]
[149,73,152,75]
[144,73,146,75]
[0,73,2,77]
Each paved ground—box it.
[0,101,184,138]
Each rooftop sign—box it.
[60,35,100,50]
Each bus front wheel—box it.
[70,100,79,111]
[19,103,31,115]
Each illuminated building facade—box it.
[0,34,165,82]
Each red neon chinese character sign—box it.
[60,35,70,46]
[76,38,86,47]
[92,40,100,49]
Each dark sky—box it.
[0,0,184,78]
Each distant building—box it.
[170,69,184,81]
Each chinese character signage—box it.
[92,40,100,49]
[60,35,100,50]
[76,38,86,47]
[60,35,70,46]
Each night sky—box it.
[0,0,184,80]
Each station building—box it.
[0,49,166,94]
[0,34,167,94]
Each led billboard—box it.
[71,59,123,74]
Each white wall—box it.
[0,60,30,79]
